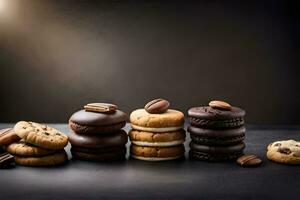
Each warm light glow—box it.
[0,0,5,13]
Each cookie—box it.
[69,130,128,149]
[188,106,245,129]
[129,129,186,147]
[69,109,127,134]
[130,109,184,132]
[7,140,56,157]
[71,147,126,161]
[130,144,185,161]
[0,128,21,146]
[14,121,68,150]
[267,140,300,165]
[14,151,68,167]
[189,142,245,161]
[188,125,245,145]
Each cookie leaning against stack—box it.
[129,99,185,161]
[188,101,246,161]
[7,121,68,167]
[69,103,128,161]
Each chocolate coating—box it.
[189,150,243,161]
[188,106,245,121]
[69,120,126,134]
[71,148,126,162]
[69,110,127,126]
[189,142,245,154]
[188,125,245,145]
[69,130,128,149]
[71,146,126,154]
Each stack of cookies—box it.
[188,100,246,161]
[69,103,128,161]
[129,99,186,161]
[6,121,68,167]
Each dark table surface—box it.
[1,123,300,200]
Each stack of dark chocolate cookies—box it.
[69,103,128,161]
[188,101,246,161]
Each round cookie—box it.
[7,140,56,156]
[188,126,245,145]
[267,140,300,165]
[189,142,245,161]
[69,110,127,134]
[69,130,128,149]
[129,129,186,147]
[130,109,184,132]
[130,144,185,161]
[14,151,68,167]
[188,106,245,129]
[71,147,126,161]
[14,121,68,150]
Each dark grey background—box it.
[0,0,299,124]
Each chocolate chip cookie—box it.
[14,121,68,150]
[267,140,300,165]
[14,150,68,167]
[7,140,56,157]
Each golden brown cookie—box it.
[130,109,184,132]
[14,121,68,150]
[267,140,300,165]
[7,140,56,157]
[14,151,68,167]
[130,144,185,161]
[129,129,186,147]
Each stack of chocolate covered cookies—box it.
[129,99,186,161]
[188,101,246,161]
[69,103,128,161]
[7,121,69,167]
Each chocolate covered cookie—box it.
[189,142,245,161]
[188,126,245,145]
[71,147,126,162]
[69,110,127,134]
[188,106,245,129]
[69,130,128,149]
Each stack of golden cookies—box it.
[129,99,186,161]
[6,121,68,167]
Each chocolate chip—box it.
[278,147,292,154]
[55,133,61,136]
[145,99,170,114]
[237,155,262,167]
[43,132,50,136]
